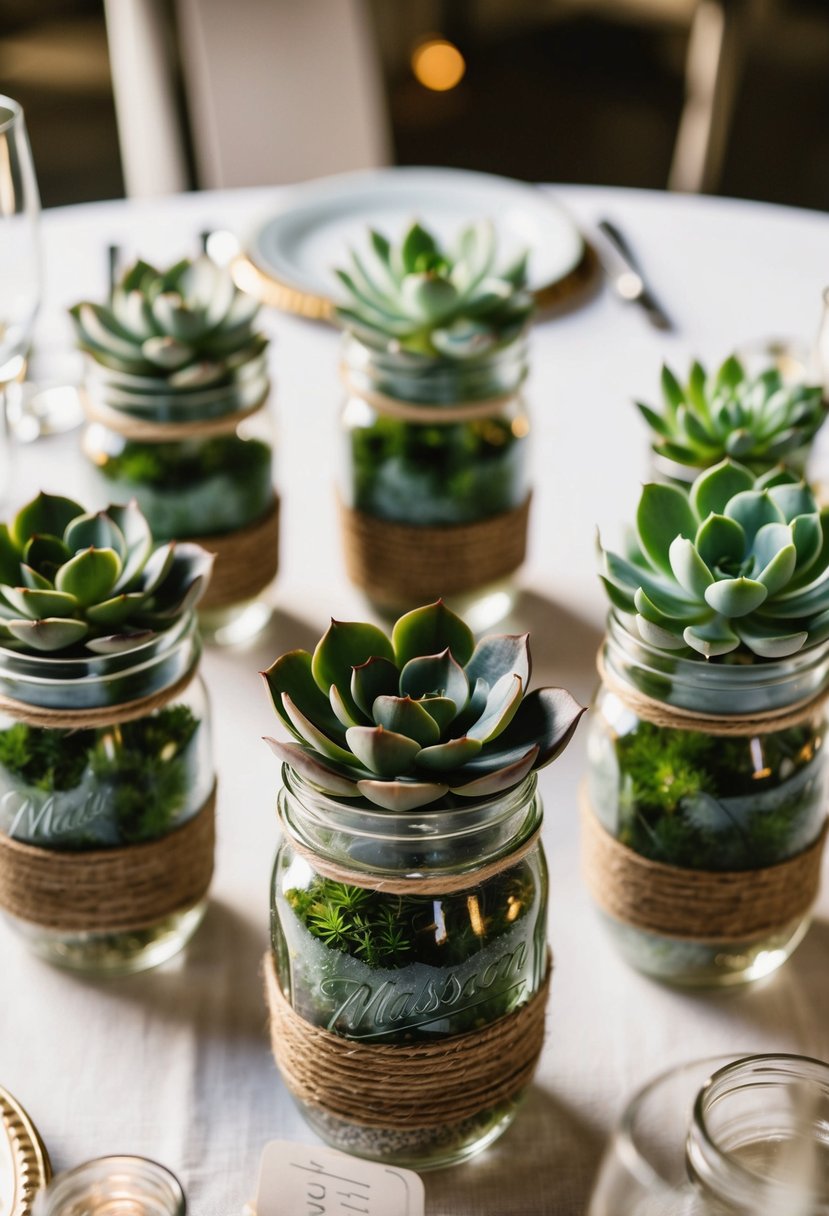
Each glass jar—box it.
[271,767,549,1169]
[588,1054,829,1215]
[34,1156,186,1216]
[585,612,829,986]
[339,333,531,633]
[687,1055,829,1213]
[82,357,278,645]
[0,614,214,973]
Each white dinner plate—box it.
[243,166,585,317]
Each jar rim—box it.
[280,763,539,841]
[688,1053,829,1207]
[35,1155,186,1215]
[604,610,829,716]
[0,613,200,709]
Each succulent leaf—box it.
[639,355,826,474]
[70,255,266,391]
[335,220,534,359]
[599,458,829,660]
[264,601,582,810]
[392,600,475,668]
[0,493,211,655]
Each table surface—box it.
[3,183,829,1216]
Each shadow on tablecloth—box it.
[503,589,603,708]
[425,1084,605,1216]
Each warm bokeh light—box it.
[411,38,466,92]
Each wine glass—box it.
[0,94,41,492]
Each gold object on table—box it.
[231,255,333,320]
[0,1087,51,1216]
[231,242,598,322]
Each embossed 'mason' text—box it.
[320,941,528,1038]
[2,786,110,842]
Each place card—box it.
[254,1140,425,1216]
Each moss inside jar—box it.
[0,492,216,973]
[263,600,583,1167]
[71,256,278,645]
[335,221,534,632]
[590,459,829,985]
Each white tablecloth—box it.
[3,184,829,1216]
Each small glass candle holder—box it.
[34,1155,186,1216]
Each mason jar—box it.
[338,333,531,633]
[82,357,278,646]
[584,612,829,986]
[34,1156,186,1216]
[269,767,549,1169]
[0,614,215,973]
[588,1054,829,1215]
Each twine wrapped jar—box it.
[338,333,531,633]
[583,612,829,987]
[266,767,550,1169]
[0,613,215,973]
[82,363,278,646]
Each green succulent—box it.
[0,492,213,654]
[69,256,267,392]
[334,220,534,359]
[599,458,829,659]
[638,356,825,474]
[263,600,584,811]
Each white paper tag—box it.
[254,1140,426,1216]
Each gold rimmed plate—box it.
[0,1088,51,1216]
[236,166,591,320]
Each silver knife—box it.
[596,218,674,332]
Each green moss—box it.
[95,435,273,537]
[0,722,94,791]
[280,862,542,1042]
[612,720,825,869]
[0,706,200,846]
[350,415,526,526]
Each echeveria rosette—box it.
[69,256,266,390]
[599,458,829,660]
[334,220,534,360]
[638,356,826,473]
[262,600,584,811]
[0,492,213,655]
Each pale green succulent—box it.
[0,493,213,654]
[263,600,583,810]
[335,220,534,359]
[638,356,825,474]
[70,256,266,392]
[599,459,829,659]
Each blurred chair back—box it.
[106,0,391,196]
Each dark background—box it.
[2,0,828,211]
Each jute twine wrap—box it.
[263,951,551,1130]
[339,495,531,602]
[198,498,280,610]
[81,386,268,441]
[0,665,196,731]
[0,783,216,932]
[585,643,829,941]
[279,806,542,896]
[597,647,829,736]
[581,791,827,942]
